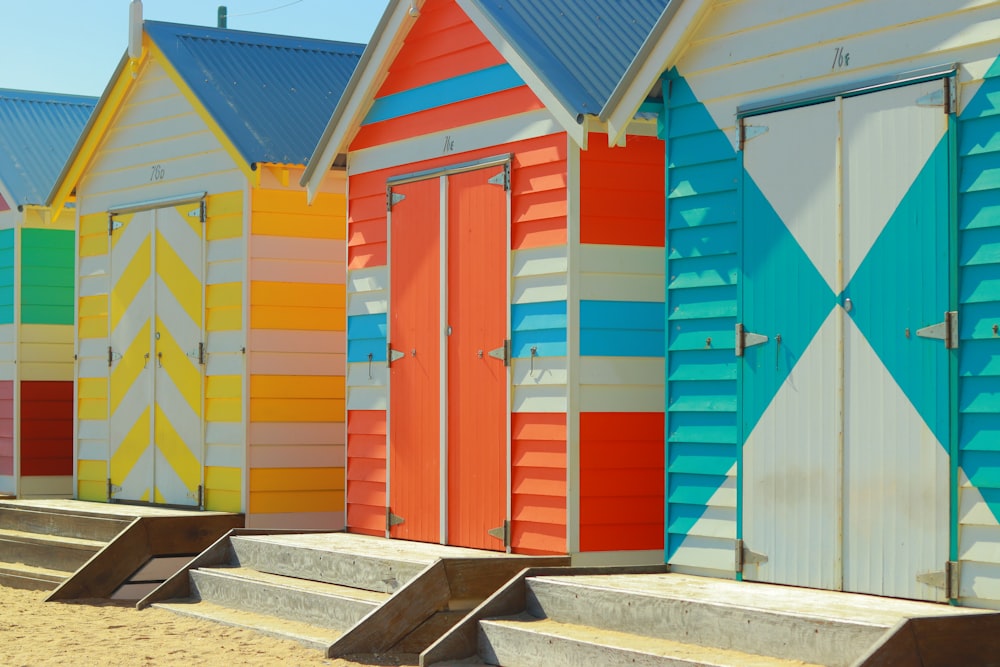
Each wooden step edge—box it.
[0,527,107,549]
[0,561,71,580]
[479,615,826,667]
[194,565,391,603]
[152,599,341,652]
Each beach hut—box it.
[600,1,1000,607]
[302,0,668,561]
[0,89,96,499]
[47,14,363,528]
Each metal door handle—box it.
[143,352,150,369]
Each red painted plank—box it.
[20,381,73,477]
[0,381,13,401]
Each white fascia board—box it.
[604,0,712,146]
[455,0,587,149]
[303,0,421,201]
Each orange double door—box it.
[387,160,510,551]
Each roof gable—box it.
[0,89,96,207]
[145,21,365,166]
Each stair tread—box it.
[0,526,106,549]
[197,566,391,603]
[481,615,824,667]
[0,561,69,579]
[153,599,341,650]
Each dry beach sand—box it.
[0,585,420,667]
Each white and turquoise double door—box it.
[740,79,953,601]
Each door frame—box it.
[734,69,960,594]
[384,154,513,547]
[105,190,208,507]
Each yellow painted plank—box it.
[78,480,107,502]
[250,306,345,331]
[154,404,201,492]
[79,295,107,318]
[110,407,151,486]
[207,215,243,241]
[80,235,108,258]
[207,191,243,217]
[249,467,345,492]
[207,397,242,423]
[248,490,345,514]
[206,375,242,399]
[79,315,108,340]
[251,211,345,239]
[79,398,108,421]
[207,282,241,309]
[205,488,241,513]
[80,213,108,237]
[156,230,202,327]
[109,213,137,251]
[109,235,151,332]
[109,320,150,415]
[208,307,242,332]
[78,377,107,400]
[205,466,241,492]
[250,375,344,400]
[78,459,107,481]
[156,317,202,418]
[250,282,345,307]
[250,398,345,423]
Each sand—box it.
[0,586,418,667]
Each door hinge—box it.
[735,323,769,357]
[387,509,405,531]
[387,189,406,211]
[487,163,511,191]
[487,339,511,366]
[187,484,204,507]
[917,560,960,598]
[916,311,959,349]
[106,479,122,500]
[108,214,123,235]
[739,120,769,150]
[198,342,205,365]
[387,343,405,366]
[734,538,768,573]
[186,201,207,222]
[487,519,511,547]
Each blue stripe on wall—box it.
[580,300,664,357]
[347,313,387,363]
[512,300,566,358]
[0,229,13,325]
[363,64,524,125]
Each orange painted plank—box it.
[348,218,388,248]
[251,282,345,307]
[511,413,566,440]
[349,243,387,270]
[348,438,387,462]
[351,87,544,151]
[250,398,345,422]
[249,490,345,514]
[250,375,345,399]
[512,220,567,250]
[250,306,346,331]
[511,521,566,555]
[348,503,386,536]
[249,467,345,492]
[512,467,566,497]
[348,410,387,435]
[348,457,387,484]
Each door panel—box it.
[447,168,508,551]
[741,80,951,600]
[389,178,442,542]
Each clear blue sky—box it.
[0,0,390,97]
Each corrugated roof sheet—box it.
[145,21,365,166]
[0,89,96,207]
[466,0,669,119]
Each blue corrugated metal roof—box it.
[145,21,365,166]
[0,90,96,207]
[466,0,668,120]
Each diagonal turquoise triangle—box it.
[844,136,951,446]
[741,174,838,442]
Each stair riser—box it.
[526,580,883,666]
[0,508,128,541]
[0,572,60,591]
[479,622,701,667]
[229,537,425,593]
[189,569,379,631]
[0,538,97,572]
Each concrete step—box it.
[229,534,431,593]
[524,574,892,666]
[0,562,67,590]
[152,598,340,651]
[0,506,129,542]
[188,565,389,631]
[0,527,104,571]
[478,614,821,667]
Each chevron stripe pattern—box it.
[109,203,204,506]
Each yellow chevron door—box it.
[109,202,205,506]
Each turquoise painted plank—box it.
[668,443,733,475]
[668,318,736,352]
[958,307,1000,343]
[580,329,663,357]
[959,228,1000,265]
[963,452,1000,489]
[668,192,737,230]
[960,376,1000,413]
[960,413,1000,450]
[669,132,737,168]
[667,473,730,505]
[668,380,737,413]
[668,225,738,261]
[512,331,566,358]
[669,162,738,199]
[669,423,737,446]
[959,190,1000,230]
[512,301,567,332]
[959,264,1000,303]
[668,503,727,536]
[958,154,1000,193]
[363,64,523,125]
[668,285,736,321]
[667,349,737,382]
[667,104,726,139]
[668,255,738,290]
[958,116,1000,156]
[0,229,14,252]
[347,313,387,363]
[0,229,13,326]
[580,301,663,331]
